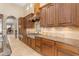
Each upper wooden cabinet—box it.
[40,4,56,27]
[40,6,46,27]
[46,4,56,27]
[25,13,34,28]
[76,4,79,26]
[18,17,27,43]
[40,3,79,27]
[26,20,34,28]
[19,17,26,34]
[58,4,76,26]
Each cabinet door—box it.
[55,3,60,26]
[46,4,56,27]
[41,39,55,56]
[35,37,42,53]
[42,44,54,56]
[22,35,26,43]
[31,39,36,49]
[58,4,72,26]
[40,7,46,27]
[35,39,41,47]
[27,37,31,46]
[76,4,79,26]
[40,4,56,27]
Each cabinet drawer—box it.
[42,39,55,46]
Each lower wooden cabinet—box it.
[56,49,78,56]
[35,37,42,53]
[56,42,79,56]
[27,37,31,46]
[31,39,36,49]
[41,39,55,56]
[19,34,26,44]
[25,36,79,56]
[41,44,54,56]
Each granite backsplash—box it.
[26,27,79,40]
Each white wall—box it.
[0,3,26,36]
[23,3,34,16]
[0,3,25,19]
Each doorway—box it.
[6,16,17,38]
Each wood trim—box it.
[39,3,51,10]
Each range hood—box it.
[26,13,40,22]
[31,14,40,22]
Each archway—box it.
[6,16,17,38]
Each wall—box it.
[26,20,79,40]
[0,3,26,35]
[0,3,25,19]
[40,27,79,40]
[23,3,34,16]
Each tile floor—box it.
[8,35,41,56]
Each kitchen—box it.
[0,3,79,56]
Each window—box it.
[25,3,33,10]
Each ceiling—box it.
[14,3,30,7]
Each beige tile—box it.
[8,35,41,56]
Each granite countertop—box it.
[0,36,12,56]
[36,34,79,47]
[27,33,79,48]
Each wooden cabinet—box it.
[40,4,56,27]
[58,4,76,26]
[35,37,42,53]
[18,17,26,43]
[35,37,55,56]
[46,4,56,27]
[58,4,72,25]
[40,3,79,27]
[31,38,36,49]
[40,7,46,27]
[26,20,34,28]
[41,38,55,56]
[56,42,79,56]
[76,4,79,26]
[27,37,31,46]
[25,13,34,28]
[24,35,79,56]
[26,37,36,49]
